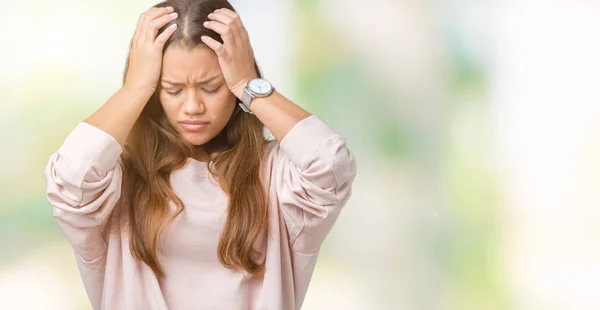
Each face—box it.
[159,44,236,148]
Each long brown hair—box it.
[117,0,268,278]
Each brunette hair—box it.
[117,0,268,277]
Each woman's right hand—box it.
[124,6,179,93]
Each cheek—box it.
[222,93,237,112]
[159,96,179,120]
[207,92,236,116]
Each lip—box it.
[180,120,209,132]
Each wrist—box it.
[122,83,156,98]
[120,85,155,102]
[230,77,253,100]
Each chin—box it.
[180,132,212,146]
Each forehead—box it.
[162,45,221,78]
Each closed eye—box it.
[165,87,221,96]
[204,86,221,94]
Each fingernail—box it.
[207,13,213,18]
[170,12,178,17]
[204,21,209,26]
[165,6,173,11]
[170,23,178,29]
[201,36,208,41]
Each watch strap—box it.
[239,87,254,114]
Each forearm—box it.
[84,86,153,147]
[234,86,311,142]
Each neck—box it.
[193,145,210,162]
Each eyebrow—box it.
[161,74,222,86]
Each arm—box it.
[232,88,311,142]
[203,8,358,254]
[45,67,153,264]
[270,115,357,254]
[86,5,180,147]
[202,8,311,140]
[44,6,179,263]
[231,83,357,254]
[45,123,123,263]
[84,85,153,147]
[46,85,152,263]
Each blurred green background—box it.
[2,0,600,309]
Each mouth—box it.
[180,121,209,132]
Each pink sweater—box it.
[44,115,356,310]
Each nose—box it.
[182,88,205,115]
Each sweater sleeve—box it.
[44,122,123,263]
[273,115,357,254]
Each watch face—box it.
[248,78,272,95]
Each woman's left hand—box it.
[202,8,258,100]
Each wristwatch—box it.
[239,78,275,113]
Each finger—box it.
[216,8,238,19]
[139,6,174,43]
[133,15,144,42]
[155,23,178,47]
[134,7,160,43]
[208,9,234,24]
[208,10,244,38]
[148,6,174,20]
[204,20,234,43]
[147,12,178,42]
[201,35,226,57]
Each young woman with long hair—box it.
[44,0,356,308]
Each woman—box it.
[44,0,356,309]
